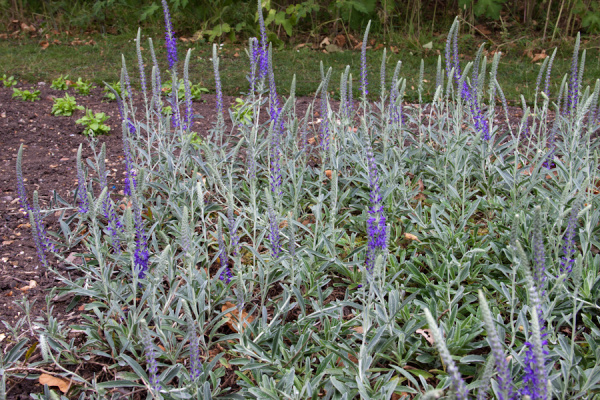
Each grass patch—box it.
[1,30,599,103]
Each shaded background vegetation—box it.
[2,0,599,42]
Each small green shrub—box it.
[12,88,40,101]
[231,97,254,125]
[76,109,110,136]
[72,77,95,95]
[51,94,84,116]
[1,74,17,87]
[50,75,69,90]
[162,79,208,100]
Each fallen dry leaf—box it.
[416,328,434,345]
[21,22,35,32]
[404,232,420,242]
[320,37,330,48]
[39,373,71,393]
[334,34,346,48]
[475,24,491,35]
[19,280,37,292]
[531,50,547,63]
[39,41,49,50]
[222,301,254,333]
[413,179,427,202]
[325,170,333,179]
[352,326,364,334]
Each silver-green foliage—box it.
[8,22,600,400]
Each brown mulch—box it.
[0,82,529,398]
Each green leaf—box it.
[120,354,149,383]
[97,380,144,388]
[140,2,159,21]
[473,0,506,19]
[281,19,293,36]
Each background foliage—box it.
[1,0,599,41]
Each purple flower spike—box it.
[131,189,149,280]
[161,0,178,70]
[521,286,548,400]
[269,109,283,195]
[189,323,201,380]
[142,331,161,392]
[560,201,581,276]
[76,145,89,214]
[257,0,268,81]
[248,37,259,90]
[122,126,137,197]
[217,221,232,283]
[16,144,31,212]
[365,145,386,272]
[265,188,281,259]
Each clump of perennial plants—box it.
[12,6,600,400]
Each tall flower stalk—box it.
[142,330,161,392]
[560,200,581,276]
[365,144,386,272]
[257,0,268,82]
[212,44,224,130]
[218,219,232,283]
[17,145,53,266]
[320,67,332,152]
[16,144,31,212]
[161,0,177,70]
[130,179,149,280]
[265,188,281,259]
[567,33,580,115]
[424,309,469,399]
[360,21,371,101]
[479,291,513,400]
[76,145,89,214]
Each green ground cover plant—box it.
[51,94,84,116]
[11,87,40,101]
[1,74,17,88]
[72,77,95,96]
[75,109,110,136]
[50,75,69,90]
[7,1,600,399]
